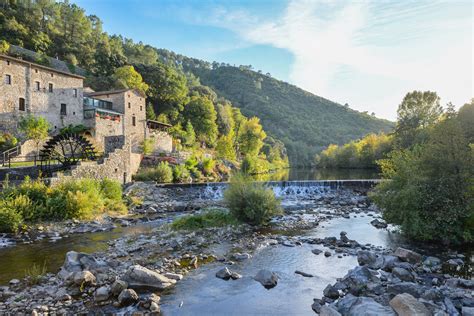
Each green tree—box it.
[372,113,474,243]
[395,91,443,148]
[0,40,9,54]
[216,134,236,161]
[146,104,156,120]
[238,117,266,157]
[18,115,50,156]
[184,96,218,146]
[112,65,149,93]
[457,99,474,142]
[183,121,196,147]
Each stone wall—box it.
[50,140,143,184]
[147,130,173,154]
[0,55,84,134]
[84,116,124,152]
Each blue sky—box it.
[75,0,473,120]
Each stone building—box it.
[0,54,84,133]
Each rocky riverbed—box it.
[0,182,471,315]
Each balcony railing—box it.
[84,108,123,121]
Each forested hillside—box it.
[0,0,393,166]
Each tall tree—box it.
[112,65,149,93]
[183,96,218,146]
[238,117,266,157]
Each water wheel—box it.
[39,133,97,175]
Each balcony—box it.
[83,96,114,111]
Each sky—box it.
[75,0,473,120]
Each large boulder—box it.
[394,248,422,264]
[357,251,384,269]
[73,271,96,287]
[118,289,139,306]
[387,282,424,298]
[110,280,128,296]
[59,251,106,279]
[320,305,342,316]
[389,293,431,316]
[123,265,175,291]
[216,267,241,280]
[254,270,278,289]
[392,267,415,282]
[94,286,110,303]
[348,297,396,316]
[341,266,380,293]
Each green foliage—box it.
[202,158,216,176]
[25,262,47,285]
[241,155,271,175]
[173,164,191,183]
[316,133,393,169]
[0,178,127,232]
[171,208,239,230]
[395,91,443,148]
[134,162,173,183]
[183,121,196,147]
[0,40,10,54]
[146,104,156,120]
[18,115,50,145]
[457,99,474,142]
[112,65,149,93]
[216,134,236,161]
[0,198,25,233]
[188,65,394,166]
[184,96,218,146]
[224,174,282,225]
[238,117,266,157]
[371,113,474,243]
[0,132,18,152]
[141,138,155,155]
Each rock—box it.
[150,301,160,312]
[446,258,464,268]
[110,280,128,296]
[312,249,323,255]
[320,305,342,316]
[232,253,251,261]
[324,251,332,257]
[163,272,183,281]
[73,270,96,286]
[394,248,422,264]
[118,289,139,306]
[381,255,401,272]
[423,256,441,267]
[94,286,110,302]
[357,250,382,269]
[462,307,474,316]
[59,251,105,279]
[342,266,379,291]
[254,269,278,289]
[392,267,415,282]
[295,270,313,277]
[370,218,388,229]
[8,279,20,286]
[312,299,323,313]
[348,297,396,315]
[389,293,430,316]
[216,267,233,280]
[123,265,175,291]
[323,284,340,299]
[387,282,423,298]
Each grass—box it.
[24,261,47,285]
[171,208,240,230]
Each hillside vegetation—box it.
[0,0,393,166]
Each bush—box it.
[224,173,282,225]
[171,208,239,230]
[201,158,215,176]
[133,162,173,183]
[0,178,127,231]
[241,155,270,174]
[173,164,190,183]
[0,200,24,233]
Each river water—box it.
[159,214,401,316]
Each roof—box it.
[147,119,172,128]
[0,53,85,80]
[85,89,146,98]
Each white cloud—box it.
[174,0,473,120]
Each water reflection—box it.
[251,168,380,181]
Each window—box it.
[35,69,38,73]
[60,103,67,116]
[5,74,11,85]
[73,89,78,97]
[128,102,131,109]
[35,81,40,91]
[132,116,136,126]
[140,106,143,111]
[51,73,54,77]
[48,83,53,93]
[6,60,10,66]
[19,98,25,111]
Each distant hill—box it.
[187,65,394,165]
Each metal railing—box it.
[1,145,21,167]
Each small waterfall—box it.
[197,180,378,201]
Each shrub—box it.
[202,158,216,176]
[65,190,104,220]
[25,262,47,285]
[0,132,18,152]
[171,208,239,230]
[224,173,282,225]
[173,164,190,183]
[141,138,155,155]
[241,155,270,174]
[0,201,24,233]
[0,40,10,54]
[154,162,173,183]
[99,179,123,201]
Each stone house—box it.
[0,53,172,154]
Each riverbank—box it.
[0,181,471,315]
